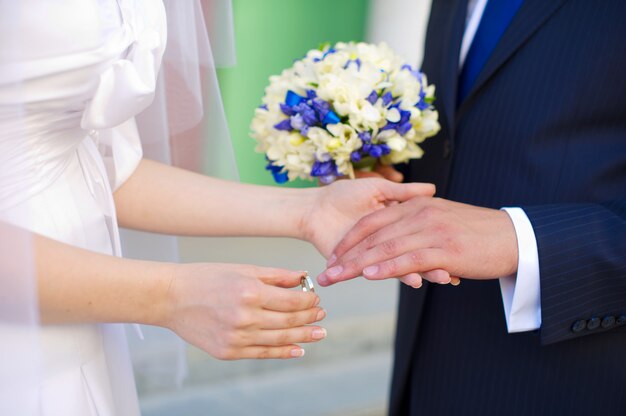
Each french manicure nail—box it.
[363,265,379,277]
[290,348,305,358]
[438,278,452,285]
[326,265,343,278]
[312,328,327,339]
[316,309,326,321]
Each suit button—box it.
[587,317,601,330]
[617,315,626,326]
[571,320,587,333]
[442,140,452,158]
[601,316,616,329]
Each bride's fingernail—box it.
[438,277,452,285]
[363,265,379,277]
[290,348,305,358]
[312,328,327,339]
[316,309,326,321]
[327,254,337,267]
[326,265,343,278]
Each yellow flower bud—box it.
[289,133,305,146]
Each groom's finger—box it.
[374,164,404,183]
[338,215,426,267]
[329,202,409,266]
[324,234,433,285]
[361,248,448,281]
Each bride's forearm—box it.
[35,232,172,325]
[114,159,319,239]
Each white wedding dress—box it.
[0,0,167,414]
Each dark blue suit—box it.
[391,0,626,414]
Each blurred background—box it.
[129,1,432,415]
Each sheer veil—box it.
[1,0,237,411]
[0,2,42,414]
[124,0,238,393]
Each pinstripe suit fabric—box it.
[390,0,626,414]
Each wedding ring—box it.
[301,274,315,292]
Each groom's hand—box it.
[318,196,519,286]
[353,163,404,183]
[303,179,437,259]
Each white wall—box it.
[366,0,433,67]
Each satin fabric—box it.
[0,0,166,414]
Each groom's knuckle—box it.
[364,233,378,249]
[408,251,425,268]
[381,239,398,256]
[345,258,361,274]
[418,206,438,221]
[384,259,399,275]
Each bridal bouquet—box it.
[251,42,440,184]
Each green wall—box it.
[217,0,370,187]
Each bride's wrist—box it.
[131,261,177,328]
[292,187,322,242]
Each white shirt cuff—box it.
[499,207,542,332]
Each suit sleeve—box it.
[522,200,626,345]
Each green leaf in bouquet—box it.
[318,42,331,51]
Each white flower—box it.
[250,41,440,182]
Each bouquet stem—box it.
[353,157,378,172]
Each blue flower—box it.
[280,103,294,116]
[276,90,340,132]
[274,119,293,131]
[369,145,384,158]
[322,110,340,125]
[401,64,420,79]
[367,91,378,105]
[265,159,289,184]
[311,160,338,177]
[382,91,394,106]
[285,90,306,107]
[343,58,362,70]
[350,151,362,162]
[358,131,372,142]
[293,102,317,126]
[310,160,339,183]
[381,105,412,134]
[416,87,429,110]
[312,99,330,121]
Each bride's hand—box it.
[162,263,326,360]
[303,178,435,258]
